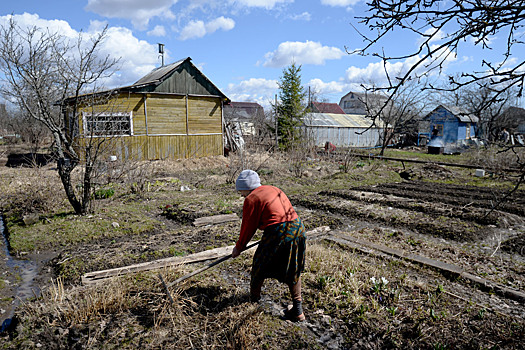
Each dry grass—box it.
[305,244,366,310]
[4,240,525,349]
[2,147,525,349]
[0,165,68,221]
[460,145,525,171]
[7,246,319,349]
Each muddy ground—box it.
[1,149,525,349]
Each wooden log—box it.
[193,213,239,227]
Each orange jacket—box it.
[235,185,298,251]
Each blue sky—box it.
[1,0,520,109]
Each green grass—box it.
[9,202,160,253]
[278,162,401,196]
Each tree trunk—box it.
[81,146,93,215]
[58,160,83,214]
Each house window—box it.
[433,124,444,136]
[83,112,133,136]
[466,123,471,139]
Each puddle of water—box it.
[1,215,40,333]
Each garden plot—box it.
[1,152,524,349]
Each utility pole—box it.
[275,94,279,149]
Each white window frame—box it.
[83,112,133,137]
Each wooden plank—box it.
[82,226,331,285]
[326,232,525,304]
[188,97,222,134]
[193,214,239,227]
[82,245,236,285]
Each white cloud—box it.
[263,41,344,67]
[179,20,206,40]
[0,14,161,89]
[345,60,411,84]
[344,50,456,85]
[179,16,235,40]
[0,13,78,38]
[206,17,235,33]
[321,0,360,7]
[226,78,279,106]
[147,25,167,36]
[290,12,311,21]
[232,0,292,10]
[93,26,162,86]
[85,0,176,30]
[307,78,347,96]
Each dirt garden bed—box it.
[1,148,524,349]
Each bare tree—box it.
[0,18,120,215]
[8,108,51,154]
[353,0,525,192]
[353,1,524,117]
[360,77,431,155]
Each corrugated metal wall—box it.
[307,126,382,147]
[304,113,384,148]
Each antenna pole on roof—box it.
[158,43,165,66]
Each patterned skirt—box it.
[251,217,306,286]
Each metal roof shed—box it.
[303,113,385,147]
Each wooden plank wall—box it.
[145,95,187,135]
[91,134,223,160]
[188,96,222,134]
[75,92,224,160]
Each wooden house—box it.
[423,105,478,145]
[339,91,389,115]
[63,57,230,161]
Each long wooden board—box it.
[81,226,331,285]
[326,231,525,304]
[82,245,235,285]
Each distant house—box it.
[339,91,389,115]
[309,102,345,114]
[303,112,385,147]
[63,57,230,161]
[499,107,525,135]
[223,101,265,136]
[423,105,478,145]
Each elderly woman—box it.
[232,169,306,322]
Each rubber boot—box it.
[250,278,263,302]
[285,278,305,322]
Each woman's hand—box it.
[231,246,241,258]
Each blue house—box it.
[424,105,478,145]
